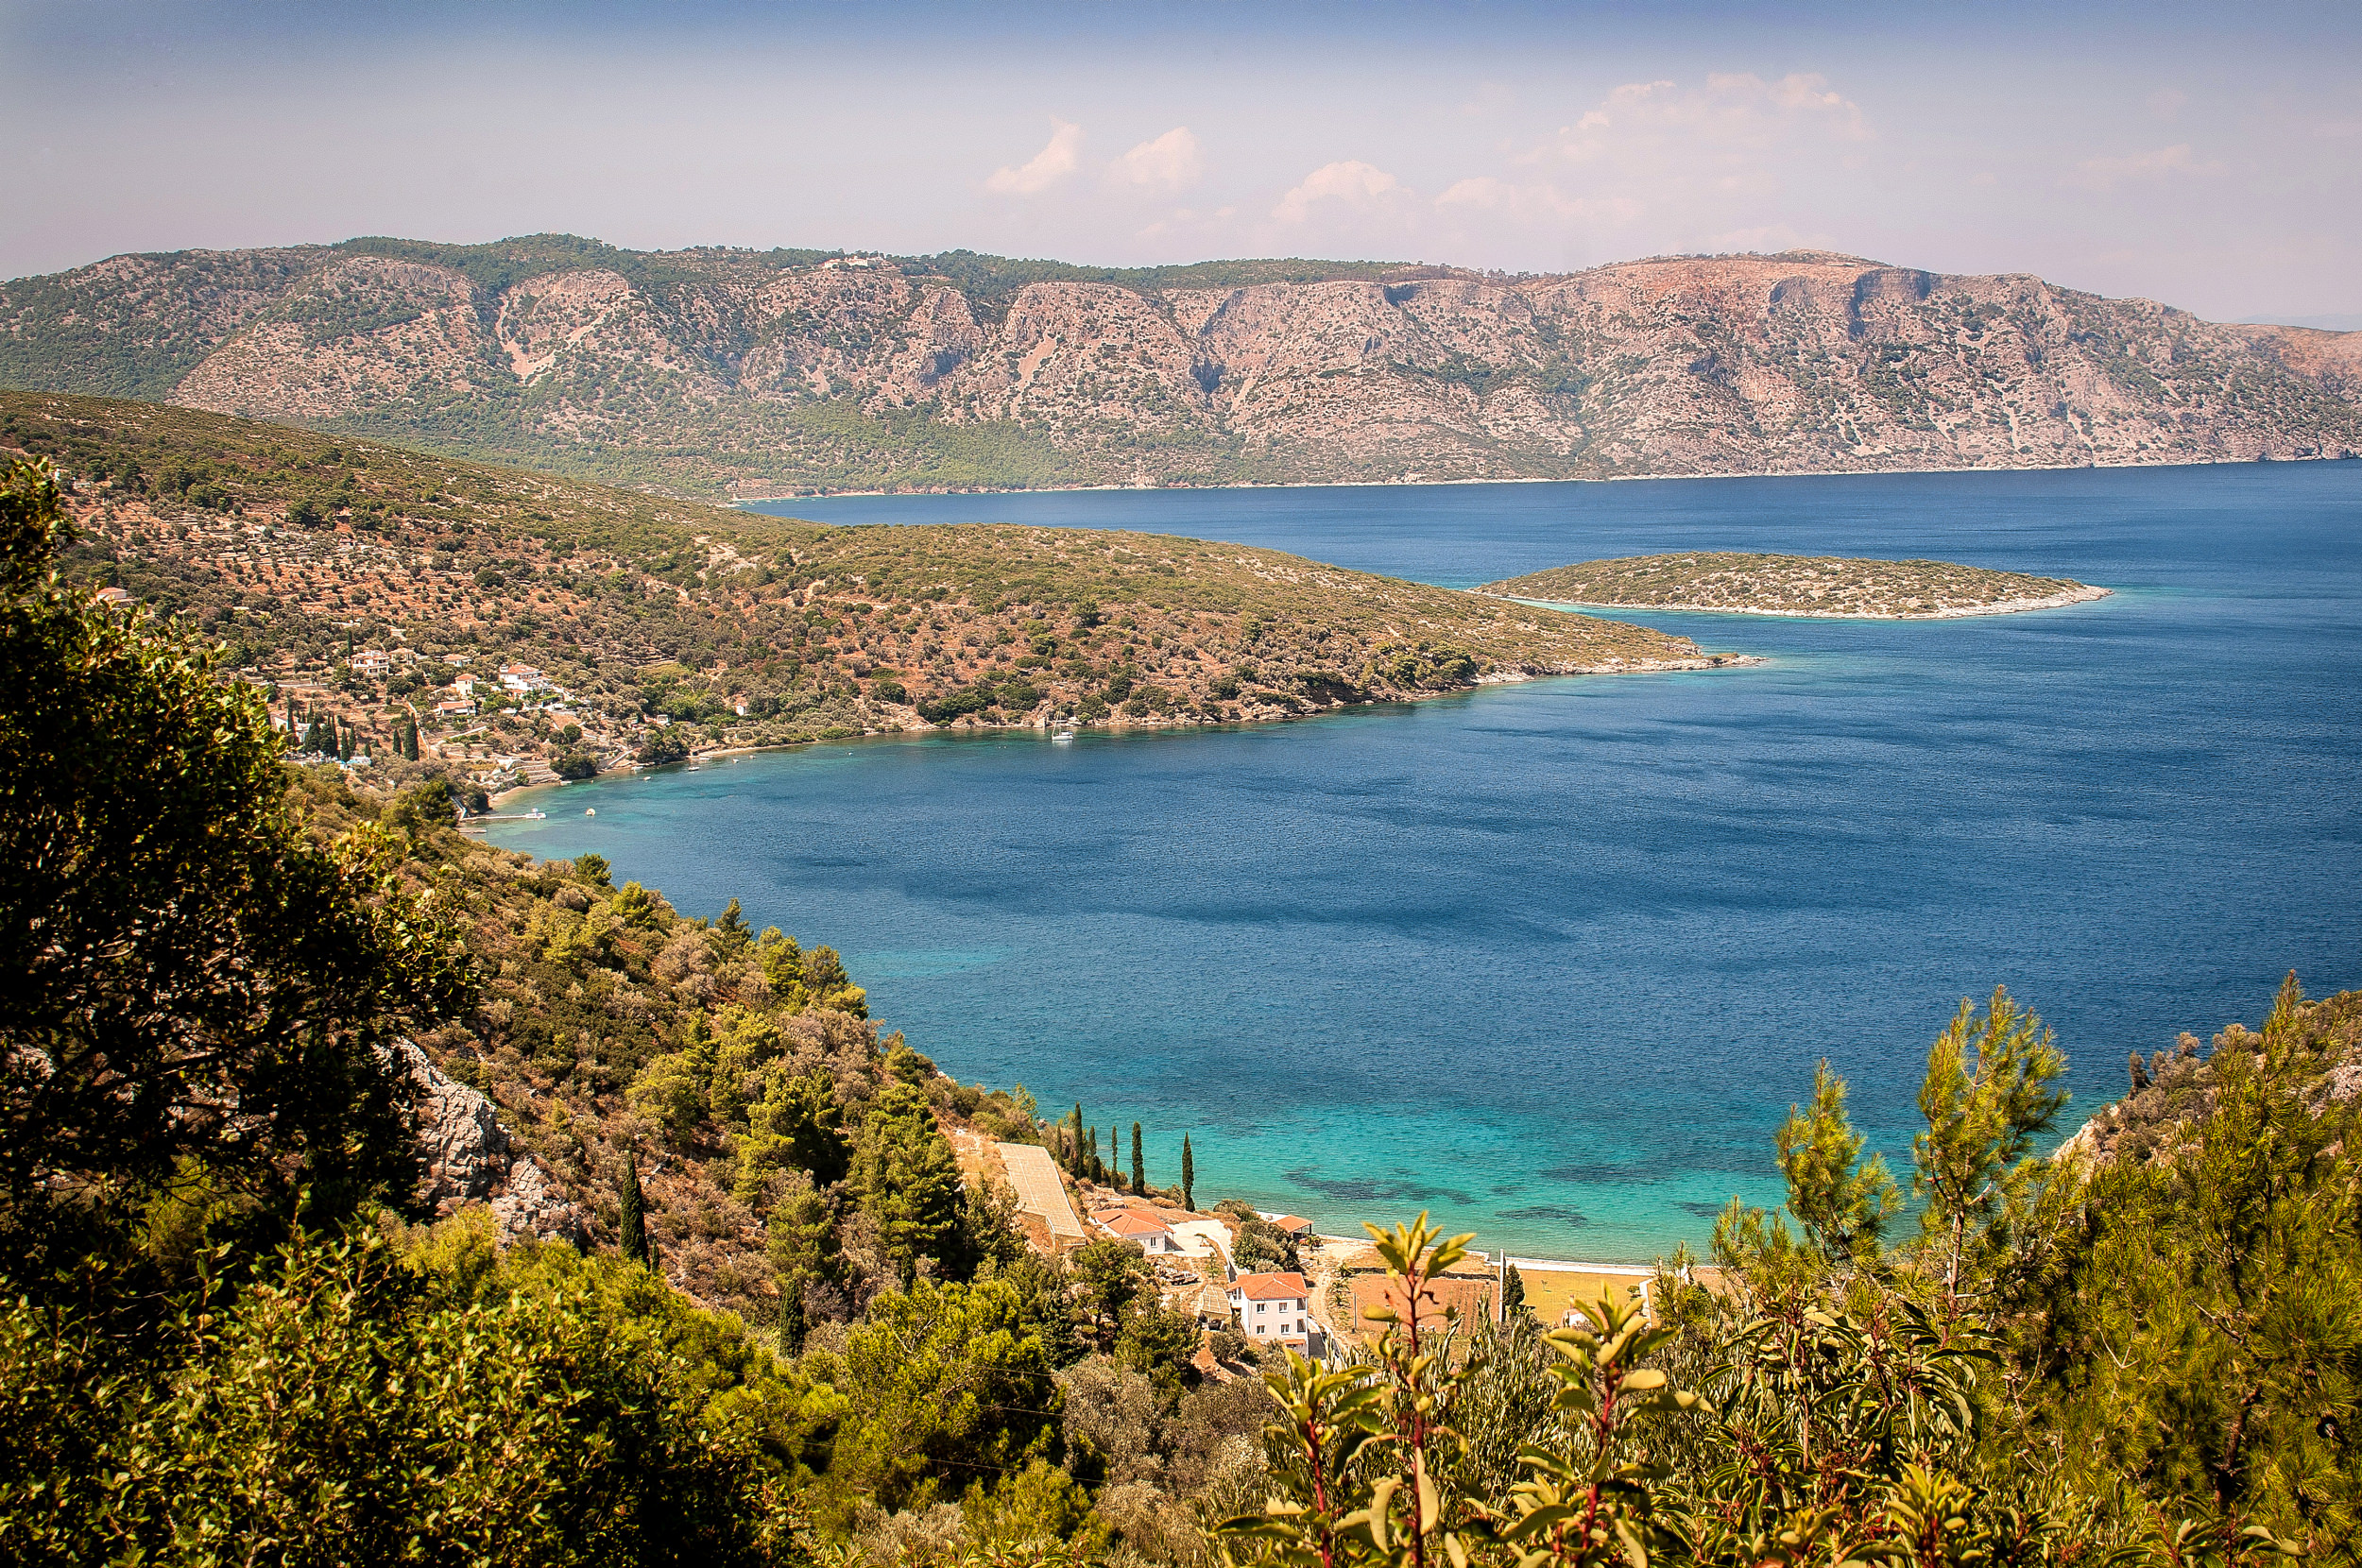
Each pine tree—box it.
[1131,1121,1145,1194]
[853,1082,964,1283]
[1913,986,2068,1312]
[1181,1134,1195,1212]
[618,1150,649,1265]
[1778,1059,1900,1268]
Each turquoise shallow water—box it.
[488,463,2362,1261]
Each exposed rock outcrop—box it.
[4,239,2355,497]
[395,1039,590,1247]
[2050,985,2362,1176]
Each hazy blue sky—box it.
[5,0,2357,322]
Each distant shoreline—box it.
[479,651,1768,813]
[730,452,2355,509]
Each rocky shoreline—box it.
[484,649,1766,810]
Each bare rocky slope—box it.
[5,234,2358,498]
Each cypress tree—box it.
[1181,1134,1195,1212]
[1069,1102,1084,1172]
[1502,1263,1526,1320]
[619,1150,649,1265]
[1131,1121,1145,1194]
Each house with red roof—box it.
[1227,1270,1315,1348]
[1093,1206,1183,1254]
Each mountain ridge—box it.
[5,233,2357,498]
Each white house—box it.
[1228,1271,1314,1347]
[1093,1207,1184,1255]
[352,649,390,675]
[501,663,550,694]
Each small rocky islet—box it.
[1480,551,2109,618]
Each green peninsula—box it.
[1480,551,2110,618]
[1,391,1737,795]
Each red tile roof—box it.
[1100,1210,1172,1237]
[1231,1271,1309,1301]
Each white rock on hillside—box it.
[394,1038,590,1247]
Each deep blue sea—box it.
[488,463,2362,1261]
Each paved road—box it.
[997,1142,1085,1242]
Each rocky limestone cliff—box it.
[4,237,2357,497]
[395,1039,590,1246]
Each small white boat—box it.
[525,810,546,819]
[1053,729,1075,742]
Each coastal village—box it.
[945,1130,1676,1368]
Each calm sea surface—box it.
[488,463,2362,1260]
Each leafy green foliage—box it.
[1219,1200,1303,1276]
[0,457,470,1281]
[0,1218,816,1566]
[819,1275,1064,1517]
[2036,977,2360,1558]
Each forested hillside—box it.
[5,235,2358,496]
[5,452,2356,1563]
[0,391,1720,793]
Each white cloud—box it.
[2066,143,2224,191]
[1272,160,1410,224]
[1111,126,1204,189]
[1435,176,1638,229]
[1537,73,1870,167]
[984,120,1082,196]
